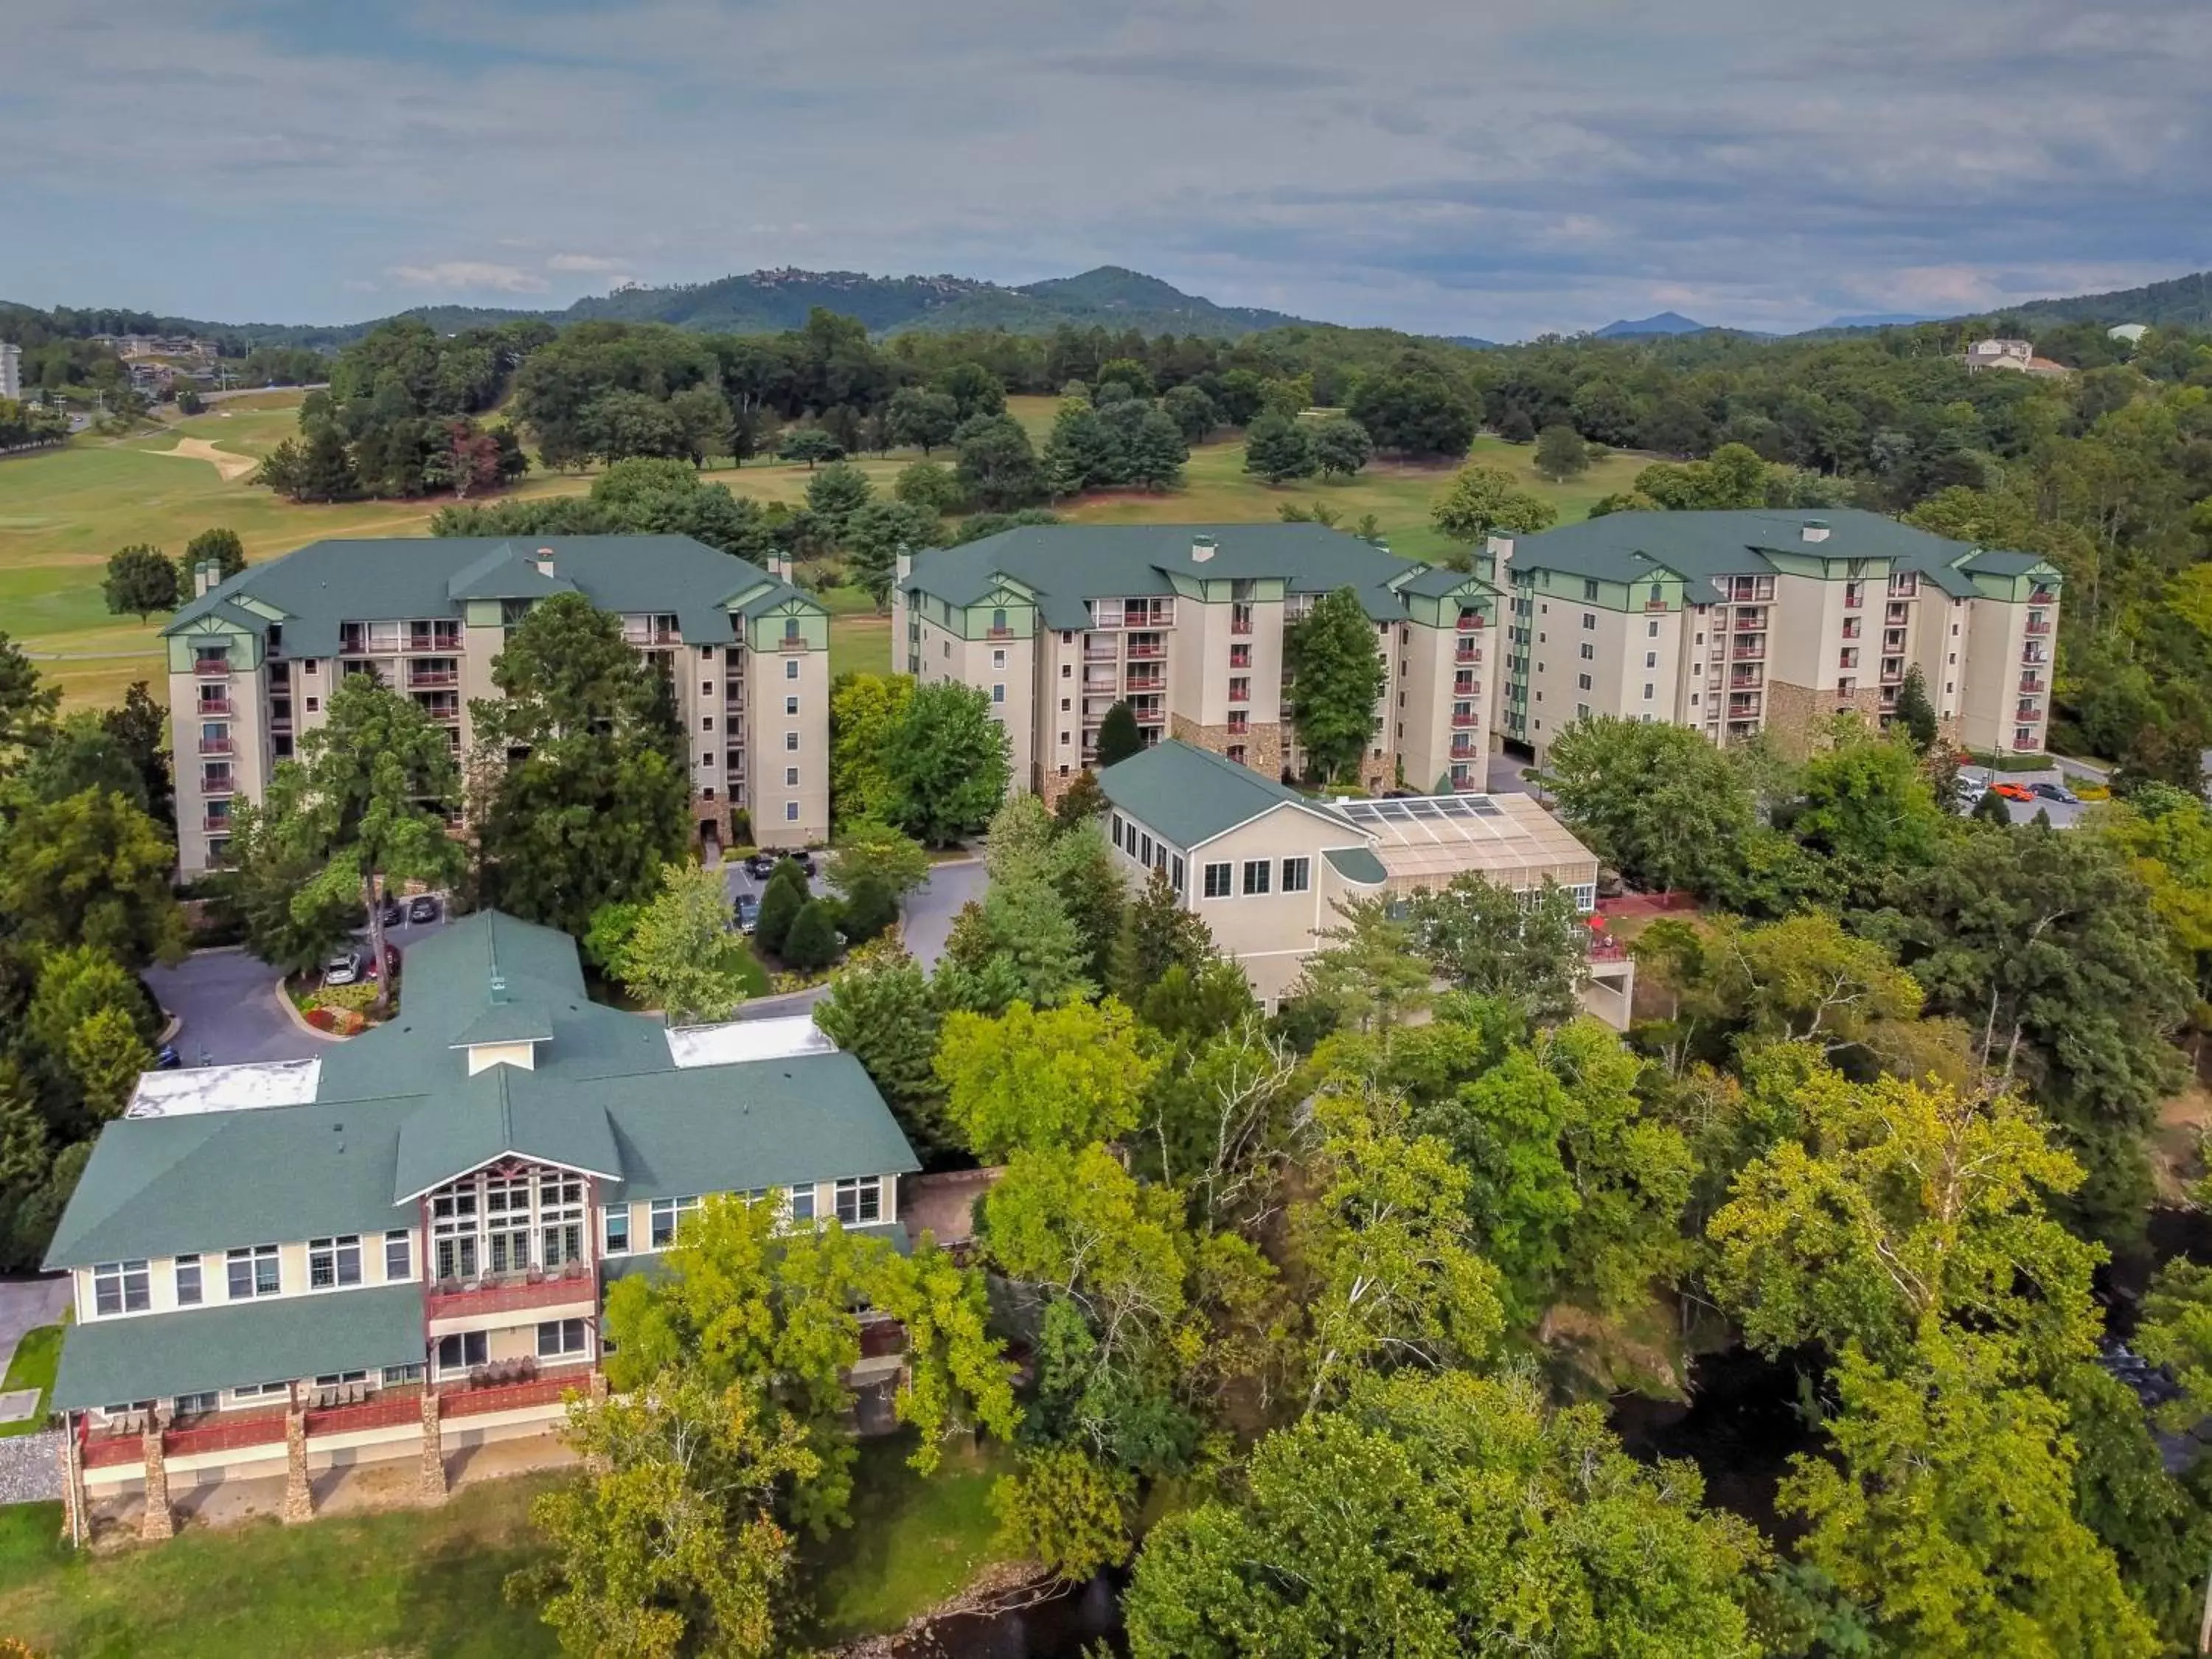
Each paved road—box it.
[145,904,453,1068]
[1959,767,2088,830]
[0,1279,70,1380]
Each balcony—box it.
[621,625,681,647]
[202,775,235,799]
[1450,740,1478,759]
[1729,671,1763,690]
[724,690,746,712]
[2025,618,2052,636]
[1456,614,1486,633]
[1455,644,1483,664]
[407,668,458,689]
[2029,587,2056,605]
[443,1373,578,1419]
[407,628,463,655]
[201,814,232,833]
[2020,675,2045,695]
[2016,703,2044,722]
[1728,644,1765,662]
[1125,641,1163,660]
[1885,604,1910,627]
[1733,607,1767,628]
[192,658,232,680]
[198,735,232,755]
[1452,711,1481,728]
[427,1265,594,1324]
[1124,669,1164,692]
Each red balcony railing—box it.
[201,814,232,833]
[2016,705,2044,722]
[443,1374,577,1419]
[197,697,233,717]
[1455,644,1482,664]
[1452,712,1480,728]
[1729,646,1764,662]
[2019,675,2045,695]
[202,776,234,798]
[1456,616,1485,632]
[164,1408,290,1459]
[2029,588,2056,605]
[305,1388,422,1438]
[2025,619,2052,635]
[198,736,232,755]
[408,670,457,689]
[81,1434,147,1470]
[428,1267,594,1322]
[1126,642,1163,659]
[193,659,231,679]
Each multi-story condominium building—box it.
[0,341,20,401]
[1096,739,1628,1019]
[1482,509,2062,763]
[892,524,1501,804]
[161,535,832,877]
[45,911,920,1538]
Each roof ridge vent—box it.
[1191,534,1217,564]
[1801,519,1831,543]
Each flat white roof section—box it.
[664,1015,838,1069]
[125,1059,324,1119]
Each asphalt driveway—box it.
[723,855,984,1020]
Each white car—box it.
[323,951,361,987]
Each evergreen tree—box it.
[1284,586,1387,783]
[1971,783,2014,826]
[781,899,844,972]
[1095,701,1144,768]
[298,424,361,501]
[1894,664,1940,752]
[1110,867,1214,1004]
[1053,769,1108,828]
[813,953,947,1152]
[837,874,900,942]
[754,863,809,956]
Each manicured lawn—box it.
[0,1476,563,1658]
[801,1432,1018,1643]
[6,389,1644,711]
[0,1324,62,1439]
[0,1436,1019,1655]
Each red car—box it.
[1991,781,2035,802]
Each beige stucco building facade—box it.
[161,535,831,877]
[1486,508,2061,765]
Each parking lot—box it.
[1958,768,2090,829]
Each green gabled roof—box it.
[1961,549,2054,578]
[447,998,555,1050]
[391,1068,622,1203]
[46,911,919,1269]
[1099,740,1357,851]
[598,1052,919,1206]
[52,1285,424,1411]
[1324,845,1389,885]
[162,536,813,659]
[902,524,1437,630]
[1505,508,2046,600]
[1392,563,1492,600]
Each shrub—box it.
[754,866,807,955]
[782,899,844,972]
[305,1006,366,1035]
[838,874,900,943]
[311,982,377,1013]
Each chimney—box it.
[193,558,221,597]
[771,552,792,585]
[532,546,556,577]
[895,548,914,585]
[1190,535,1217,564]
[1801,520,1830,544]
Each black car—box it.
[408,894,442,925]
[375,895,403,928]
[733,893,761,934]
[2028,780,2081,806]
[744,851,780,880]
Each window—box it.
[992,684,1006,703]
[992,648,1007,669]
[231,1380,289,1402]
[1203,861,1233,898]
[435,1331,490,1377]
[785,801,799,821]
[174,1255,202,1307]
[174,1391,219,1417]
[784,616,803,644]
[1644,651,1657,669]
[786,766,799,786]
[314,1370,369,1390]
[1062,662,1072,678]
[790,1185,816,1222]
[1582,612,1596,630]
[785,695,799,716]
[1583,578,1600,600]
[650,1195,702,1249]
[1242,859,1270,896]
[1643,684,1655,700]
[1281,857,1310,894]
[538,1318,588,1358]
[306,1235,361,1290]
[785,657,800,679]
[1230,643,1251,668]
[1060,731,1071,746]
[94,1259,150,1317]
[228,1244,280,1300]
[1171,855,1184,891]
[835,1177,883,1225]
[1577,702,1591,719]
[1647,619,1660,638]
[1228,677,1250,703]
[1579,643,1594,661]
[1577,673,1592,691]
[602,1205,630,1255]
[1110,813,1124,849]
[384,1230,411,1281]
[1226,744,1246,765]
[700,680,713,697]
[785,731,799,751]
[383,1363,426,1387]
[699,751,715,769]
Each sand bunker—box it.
[155,436,257,482]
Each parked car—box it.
[154,1044,181,1070]
[2029,780,2081,805]
[375,895,403,928]
[733,893,760,934]
[408,894,442,925]
[323,950,362,987]
[364,944,401,981]
[743,850,780,880]
[1992,781,2036,802]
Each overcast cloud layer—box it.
[4,0,2208,338]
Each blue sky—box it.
[4,0,2208,338]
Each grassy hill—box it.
[0,392,1646,707]
[1992,268,2212,330]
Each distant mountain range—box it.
[1823,311,1945,330]
[1593,311,1711,338]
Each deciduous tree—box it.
[1241,412,1315,484]
[1284,586,1385,783]
[935,998,1156,1158]
[1430,463,1558,548]
[880,681,1010,846]
[1311,415,1374,479]
[101,544,177,622]
[614,862,755,1023]
[0,787,185,968]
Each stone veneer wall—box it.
[1764,678,1883,757]
[1170,714,1285,780]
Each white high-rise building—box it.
[0,342,21,401]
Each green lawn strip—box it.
[801,1432,1019,1644]
[0,1323,64,1439]
[0,1476,563,1659]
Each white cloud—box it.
[546,253,630,274]
[386,261,550,294]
